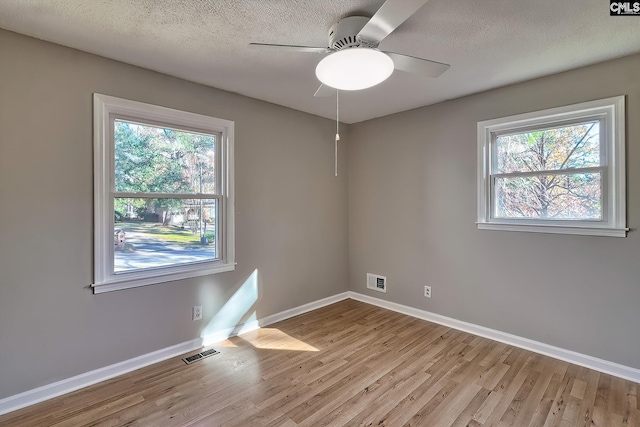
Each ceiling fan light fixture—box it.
[315,48,394,91]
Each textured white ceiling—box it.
[1,0,639,123]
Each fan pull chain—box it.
[335,90,340,177]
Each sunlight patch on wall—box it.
[237,311,259,335]
[201,269,258,346]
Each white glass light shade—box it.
[315,48,394,90]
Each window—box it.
[477,96,626,237]
[93,94,235,293]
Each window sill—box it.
[92,262,236,294]
[476,222,628,237]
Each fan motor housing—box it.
[328,16,371,50]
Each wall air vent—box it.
[367,273,387,293]
[182,348,220,365]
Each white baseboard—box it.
[0,292,351,417]
[0,338,203,417]
[257,292,350,327]
[3,290,637,417]
[347,291,640,383]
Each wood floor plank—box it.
[577,369,602,426]
[527,371,566,427]
[402,379,460,426]
[541,368,577,427]
[338,369,431,426]
[1,299,638,427]
[423,383,483,426]
[472,389,504,425]
[511,368,554,427]
[368,374,456,425]
[449,387,492,427]
[499,368,541,425]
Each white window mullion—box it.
[491,166,605,180]
[112,192,221,199]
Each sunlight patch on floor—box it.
[239,328,319,352]
[214,339,238,348]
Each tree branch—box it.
[547,123,596,187]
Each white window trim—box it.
[477,96,627,237]
[92,94,235,293]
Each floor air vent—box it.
[182,348,220,365]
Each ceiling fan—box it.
[250,0,450,96]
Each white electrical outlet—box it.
[424,286,432,298]
[192,305,203,321]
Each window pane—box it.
[114,198,217,273]
[494,173,602,220]
[114,121,217,194]
[496,122,600,173]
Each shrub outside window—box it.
[477,96,626,237]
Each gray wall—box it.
[0,30,349,399]
[348,53,640,369]
[2,26,639,402]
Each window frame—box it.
[92,94,235,293]
[477,96,626,237]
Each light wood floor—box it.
[1,299,638,426]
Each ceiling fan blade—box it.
[384,52,450,78]
[249,43,332,54]
[314,84,336,97]
[357,0,430,43]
